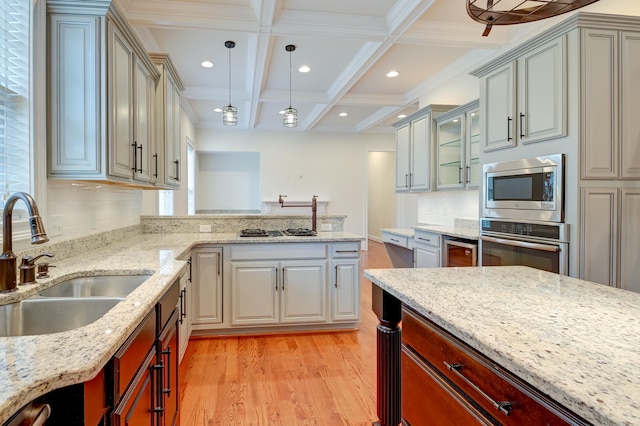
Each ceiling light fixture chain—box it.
[283,44,298,128]
[467,0,602,36]
[223,40,237,126]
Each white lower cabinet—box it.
[580,188,640,293]
[230,259,327,326]
[191,247,223,330]
[331,242,361,322]
[414,230,441,268]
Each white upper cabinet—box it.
[478,35,567,151]
[435,100,480,190]
[150,53,185,188]
[582,29,640,180]
[47,1,161,186]
[393,105,456,193]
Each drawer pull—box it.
[444,361,513,416]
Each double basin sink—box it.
[0,275,151,337]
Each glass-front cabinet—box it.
[435,100,480,190]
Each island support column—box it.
[371,284,402,426]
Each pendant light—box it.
[222,40,237,126]
[283,44,298,128]
[467,0,601,36]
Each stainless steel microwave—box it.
[483,154,564,223]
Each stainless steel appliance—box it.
[443,237,478,267]
[480,218,569,275]
[483,154,564,223]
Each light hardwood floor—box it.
[179,240,392,425]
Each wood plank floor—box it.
[179,240,392,425]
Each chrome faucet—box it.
[0,192,49,293]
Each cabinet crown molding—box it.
[392,104,458,128]
[471,12,640,78]
[149,53,186,92]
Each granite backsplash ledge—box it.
[140,215,346,233]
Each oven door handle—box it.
[481,235,560,253]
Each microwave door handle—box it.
[481,236,560,253]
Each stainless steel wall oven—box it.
[480,218,569,275]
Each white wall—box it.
[197,152,260,211]
[196,129,395,236]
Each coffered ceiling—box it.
[116,0,619,133]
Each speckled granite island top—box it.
[363,266,640,426]
[0,231,362,423]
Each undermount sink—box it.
[0,297,123,337]
[39,275,151,298]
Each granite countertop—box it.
[364,266,640,426]
[0,231,362,423]
[413,224,479,240]
[382,224,479,241]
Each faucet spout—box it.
[1,192,49,293]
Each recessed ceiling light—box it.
[214,107,222,113]
[398,114,407,119]
[201,60,214,68]
[298,65,311,73]
[339,112,348,117]
[386,70,399,78]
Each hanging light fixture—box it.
[222,40,237,126]
[283,44,298,128]
[467,0,602,36]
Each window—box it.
[0,0,32,230]
[158,190,174,216]
[187,140,194,215]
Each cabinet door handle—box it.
[444,361,512,416]
[274,268,278,291]
[336,250,358,253]
[519,112,525,138]
[188,256,192,282]
[405,174,409,188]
[217,252,221,276]
[131,142,138,172]
[162,346,172,396]
[417,237,432,243]
[281,267,285,291]
[507,117,513,142]
[174,160,180,182]
[137,143,143,173]
[153,153,158,178]
[179,289,184,324]
[334,265,338,288]
[458,167,463,184]
[409,173,413,187]
[152,362,164,414]
[466,166,471,184]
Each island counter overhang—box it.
[0,230,363,424]
[364,266,640,426]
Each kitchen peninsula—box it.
[365,266,640,426]
[0,225,362,424]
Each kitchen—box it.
[1,0,640,425]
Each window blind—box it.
[0,0,31,211]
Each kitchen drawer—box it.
[230,243,327,260]
[331,242,361,258]
[382,232,409,248]
[413,230,440,248]
[401,307,584,425]
[157,277,180,332]
[111,309,156,402]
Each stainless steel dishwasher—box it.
[443,236,478,267]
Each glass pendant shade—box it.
[223,105,237,126]
[283,44,297,128]
[283,107,298,128]
[222,40,237,125]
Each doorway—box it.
[366,151,396,246]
